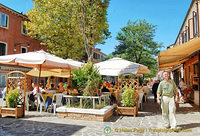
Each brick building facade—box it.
[0,4,47,88]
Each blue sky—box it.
[0,0,192,55]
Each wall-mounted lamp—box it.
[14,43,30,48]
[13,42,30,52]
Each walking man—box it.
[157,71,179,129]
[152,80,159,102]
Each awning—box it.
[158,38,200,70]
[26,68,70,78]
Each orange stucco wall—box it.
[0,6,46,55]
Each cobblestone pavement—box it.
[1,96,200,136]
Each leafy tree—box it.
[113,19,162,77]
[26,0,110,60]
[72,0,111,61]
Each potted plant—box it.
[116,85,138,117]
[0,88,24,118]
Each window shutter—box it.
[189,18,194,39]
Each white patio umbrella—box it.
[65,58,83,70]
[0,50,69,69]
[0,50,70,88]
[94,57,150,76]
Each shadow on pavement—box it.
[178,123,200,129]
[176,103,200,114]
[0,117,85,136]
[106,114,122,122]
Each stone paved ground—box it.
[1,96,200,136]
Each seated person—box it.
[39,83,45,94]
[29,82,38,108]
[46,84,57,94]
[45,84,49,92]
[101,82,116,104]
[49,84,57,90]
[71,88,79,95]
[57,82,65,93]
[101,81,110,93]
[62,85,71,95]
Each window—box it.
[179,35,182,45]
[21,21,27,35]
[184,32,187,43]
[0,42,6,56]
[182,32,185,44]
[21,47,27,53]
[102,55,106,61]
[193,11,198,37]
[93,53,101,60]
[93,53,98,59]
[0,74,6,87]
[0,12,8,28]
[186,26,190,41]
[97,54,100,59]
[193,63,198,74]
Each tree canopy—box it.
[26,0,110,60]
[113,19,162,77]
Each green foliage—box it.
[82,98,93,108]
[26,0,110,60]
[113,19,163,77]
[72,68,88,89]
[73,0,111,61]
[122,86,136,107]
[6,88,19,108]
[72,62,102,96]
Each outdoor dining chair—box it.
[49,93,63,115]
[25,92,30,111]
[36,93,46,113]
[138,92,144,110]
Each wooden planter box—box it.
[116,106,138,117]
[0,107,24,119]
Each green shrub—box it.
[122,86,136,107]
[6,88,19,108]
[72,62,102,96]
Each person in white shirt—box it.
[30,83,38,102]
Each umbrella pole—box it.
[136,75,139,115]
[68,68,71,87]
[117,76,119,105]
[37,64,42,92]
